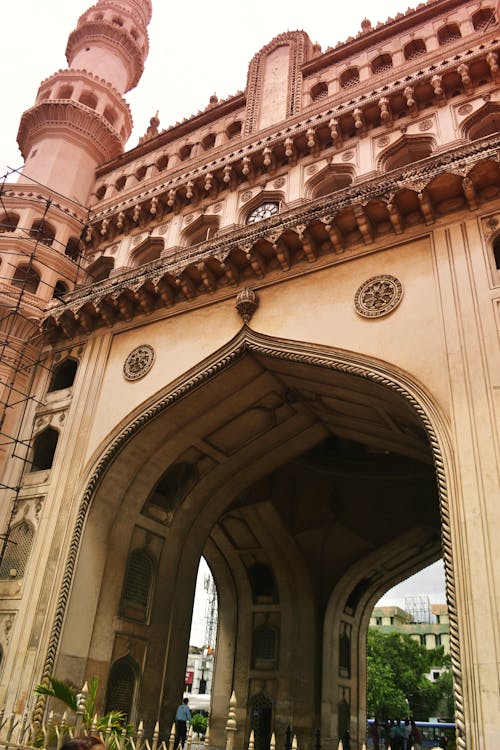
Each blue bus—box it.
[367,719,456,749]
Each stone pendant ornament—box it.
[236,288,258,323]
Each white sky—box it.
[2,0,413,173]
[1,0,447,644]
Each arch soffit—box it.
[81,326,452,522]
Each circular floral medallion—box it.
[418,118,433,131]
[342,150,355,161]
[123,345,155,381]
[457,103,473,116]
[354,275,403,318]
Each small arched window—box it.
[105,658,137,718]
[53,281,68,299]
[472,8,495,30]
[311,81,328,101]
[65,236,81,261]
[112,15,124,27]
[115,176,127,192]
[79,91,98,109]
[58,85,73,99]
[404,39,426,60]
[12,265,40,294]
[179,144,193,161]
[371,54,393,75]
[201,133,216,150]
[120,548,154,621]
[0,521,34,579]
[437,24,461,45]
[226,121,242,139]
[156,154,169,172]
[30,427,59,471]
[0,213,20,232]
[95,185,107,201]
[103,106,117,126]
[339,67,360,88]
[48,358,78,391]
[135,165,147,181]
[30,219,55,246]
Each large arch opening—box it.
[51,331,456,750]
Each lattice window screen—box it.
[105,659,136,717]
[0,522,34,579]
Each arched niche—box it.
[48,358,78,392]
[104,656,139,719]
[130,237,164,267]
[461,101,500,141]
[377,135,435,172]
[180,215,219,248]
[30,426,59,471]
[306,165,355,199]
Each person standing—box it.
[175,697,192,749]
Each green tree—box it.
[367,629,449,721]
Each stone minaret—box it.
[0,0,152,477]
[16,0,152,204]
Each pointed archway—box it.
[37,328,461,749]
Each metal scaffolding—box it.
[0,165,92,562]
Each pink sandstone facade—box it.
[0,1,500,748]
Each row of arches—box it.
[311,9,496,101]
[0,214,82,260]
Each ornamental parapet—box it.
[43,136,500,342]
[17,100,125,164]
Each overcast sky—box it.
[3,0,414,173]
[1,0,446,644]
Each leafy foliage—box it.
[367,629,451,721]
[34,676,130,748]
[191,713,208,736]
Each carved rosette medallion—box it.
[377,136,390,148]
[236,288,258,323]
[342,150,355,161]
[354,275,403,318]
[241,190,253,203]
[418,118,433,131]
[123,345,155,381]
[457,104,473,116]
[274,177,286,188]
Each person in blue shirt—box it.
[175,697,192,748]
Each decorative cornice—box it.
[43,138,500,342]
[88,40,499,227]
